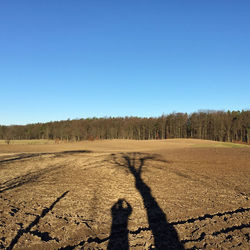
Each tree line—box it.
[1,110,250,144]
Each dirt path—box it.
[0,140,249,249]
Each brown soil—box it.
[0,139,249,249]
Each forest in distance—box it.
[1,110,250,144]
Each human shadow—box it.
[108,199,132,250]
[113,153,184,249]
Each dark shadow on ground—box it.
[7,191,69,250]
[108,199,132,250]
[0,165,62,194]
[58,199,132,250]
[0,150,92,193]
[0,150,92,164]
[59,150,92,154]
[112,152,184,249]
[54,150,92,157]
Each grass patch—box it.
[192,141,250,148]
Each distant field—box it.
[190,141,250,148]
[0,139,55,145]
[0,139,249,249]
[0,138,249,147]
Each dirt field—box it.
[0,139,249,249]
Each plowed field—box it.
[0,139,249,249]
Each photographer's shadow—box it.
[108,199,132,250]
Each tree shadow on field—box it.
[0,165,62,194]
[0,150,92,164]
[7,191,69,250]
[112,152,184,249]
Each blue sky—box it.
[1,1,250,125]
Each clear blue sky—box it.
[1,1,250,125]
